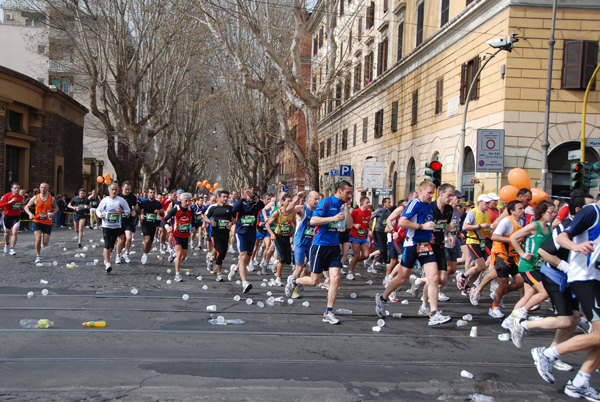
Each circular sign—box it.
[478,160,485,167]
[486,139,496,149]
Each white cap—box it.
[487,192,500,201]
[477,194,491,203]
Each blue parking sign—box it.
[330,169,337,177]
[340,165,351,176]
[282,186,289,192]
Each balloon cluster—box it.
[96,172,112,185]
[499,168,548,206]
[197,180,220,193]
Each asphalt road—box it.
[0,225,593,401]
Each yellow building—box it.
[312,0,600,203]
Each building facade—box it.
[0,65,88,195]
[311,0,600,203]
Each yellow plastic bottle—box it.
[82,321,106,327]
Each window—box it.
[349,29,353,52]
[313,37,318,56]
[362,117,368,142]
[441,0,450,26]
[320,142,325,159]
[335,83,342,107]
[312,74,317,91]
[562,40,598,90]
[344,72,351,100]
[383,0,389,13]
[335,133,339,153]
[353,124,357,146]
[354,60,362,93]
[435,78,443,115]
[374,109,384,139]
[460,56,480,104]
[364,51,373,85]
[7,111,23,133]
[396,19,404,62]
[38,45,46,54]
[358,17,363,41]
[62,80,71,94]
[340,0,344,16]
[327,138,332,156]
[319,26,324,48]
[342,129,348,150]
[366,2,375,30]
[411,90,418,125]
[391,100,399,132]
[377,37,388,76]
[416,1,425,47]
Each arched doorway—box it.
[462,147,475,201]
[548,141,600,197]
[406,157,416,197]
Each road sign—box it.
[587,138,600,147]
[282,186,289,192]
[362,161,385,188]
[330,169,337,177]
[568,150,581,160]
[476,129,504,173]
[340,165,351,176]
[375,188,393,195]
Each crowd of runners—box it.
[1,179,599,400]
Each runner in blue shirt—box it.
[290,180,353,324]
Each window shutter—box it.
[363,117,368,142]
[391,101,398,132]
[583,41,598,90]
[472,56,480,99]
[460,63,468,104]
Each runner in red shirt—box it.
[346,197,372,280]
[0,182,24,255]
[158,190,176,253]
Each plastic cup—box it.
[302,301,310,307]
[461,370,473,379]
[498,333,510,341]
[470,326,478,337]
[206,305,217,312]
[377,319,385,327]
[233,295,241,302]
[372,326,381,332]
[182,294,189,301]
[246,298,253,305]
[131,288,138,295]
[41,289,49,296]
[350,292,357,299]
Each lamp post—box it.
[456,32,518,192]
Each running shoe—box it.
[321,279,330,290]
[409,274,421,297]
[553,359,573,372]
[383,274,392,287]
[243,281,252,293]
[260,261,268,275]
[531,347,555,384]
[322,312,340,325]
[488,307,505,318]
[456,272,466,290]
[438,291,449,302]
[174,273,182,282]
[105,262,112,273]
[418,305,431,316]
[247,264,255,272]
[367,265,377,274]
[564,381,600,401]
[375,293,387,318]
[512,318,527,348]
[3,245,8,253]
[284,278,295,298]
[216,274,223,282]
[346,272,355,280]
[141,254,148,265]
[274,276,283,286]
[167,253,175,263]
[122,253,131,263]
[530,303,541,311]
[502,315,514,333]
[35,255,41,264]
[228,269,237,281]
[115,254,122,264]
[469,289,481,306]
[388,290,399,302]
[428,311,452,326]
[77,242,82,248]
[8,249,16,256]
[291,288,300,299]
[363,256,373,267]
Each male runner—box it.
[68,188,90,248]
[203,190,234,282]
[347,196,372,280]
[24,182,58,264]
[95,183,130,272]
[116,181,138,263]
[0,183,23,255]
[162,192,193,282]
[138,188,164,265]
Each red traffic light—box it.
[429,161,442,171]
[573,163,584,172]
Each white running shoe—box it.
[8,249,16,256]
[35,255,42,264]
[105,262,112,273]
[115,254,122,264]
[409,274,421,297]
[346,272,355,280]
[141,254,148,265]
[428,311,452,326]
[488,307,505,318]
[243,281,252,293]
[275,276,283,286]
[322,312,340,325]
[228,269,237,281]
[437,291,449,302]
[216,274,223,282]
[291,288,300,299]
[247,264,255,272]
[3,245,8,253]
[418,305,431,316]
[174,273,182,282]
[122,253,131,263]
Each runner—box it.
[441,189,464,301]
[162,192,193,282]
[0,182,23,255]
[265,194,295,286]
[375,181,452,326]
[203,190,234,282]
[339,201,352,270]
[88,189,100,230]
[24,182,58,264]
[116,181,138,264]
[370,198,392,267]
[138,188,164,265]
[347,196,372,280]
[228,188,265,293]
[95,183,130,273]
[67,188,90,248]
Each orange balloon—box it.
[213,183,220,190]
[197,181,203,188]
[203,180,209,186]
[530,187,548,207]
[507,168,531,190]
[499,185,519,203]
[104,172,111,179]
[96,176,104,183]
[105,178,112,185]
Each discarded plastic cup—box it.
[246,298,253,305]
[41,289,49,296]
[182,294,189,301]
[287,299,293,304]
[266,297,275,306]
[131,288,138,295]
[40,279,48,285]
[470,326,478,337]
[498,333,510,341]
[166,280,172,284]
[167,269,172,274]
[206,305,217,312]
[366,280,373,285]
[350,292,357,299]
[372,326,381,332]
[27,291,34,298]
[462,314,473,321]
[202,285,208,290]
[196,275,203,281]
[185,271,190,276]
[266,291,272,296]
[233,295,241,302]
[392,313,403,318]
[461,370,474,379]
[216,315,225,324]
[335,308,352,315]
[157,276,162,281]
[256,301,264,308]
[52,261,58,266]
[302,301,310,307]
[274,297,284,303]
[377,319,385,327]
[457,320,467,327]
[401,300,409,305]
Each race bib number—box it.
[417,243,433,256]
[91,201,98,207]
[240,215,256,226]
[146,213,157,222]
[122,213,131,219]
[77,205,86,211]
[217,220,230,229]
[177,223,190,233]
[435,221,447,231]
[279,222,292,235]
[107,213,120,223]
[357,228,367,237]
[327,222,338,232]
[303,226,315,238]
[39,211,51,220]
[11,202,21,211]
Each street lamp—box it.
[456,32,518,192]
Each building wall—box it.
[0,24,48,82]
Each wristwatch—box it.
[418,223,422,230]
[477,224,482,229]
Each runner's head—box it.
[437,183,455,206]
[180,192,192,208]
[39,182,49,195]
[534,200,554,222]
[360,196,371,209]
[217,190,229,205]
[418,181,436,203]
[487,192,500,209]
[78,188,86,198]
[516,188,532,208]
[476,194,491,212]
[506,200,524,220]
[108,183,119,198]
[306,191,320,209]
[10,182,20,195]
[122,181,132,196]
[281,193,292,209]
[147,188,156,200]
[335,180,353,203]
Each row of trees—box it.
[32,0,340,192]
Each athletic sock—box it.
[573,370,591,388]
[520,320,529,330]
[543,346,560,360]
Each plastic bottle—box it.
[20,319,54,329]
[36,262,52,267]
[82,321,106,327]
[460,370,474,379]
[86,261,97,266]
[392,313,403,318]
[227,319,245,325]
[335,308,353,315]
[469,394,495,402]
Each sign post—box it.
[476,129,505,173]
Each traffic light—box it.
[570,162,585,190]
[583,161,600,190]
[425,158,443,187]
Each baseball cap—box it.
[477,194,491,203]
[454,190,465,198]
[487,192,500,201]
